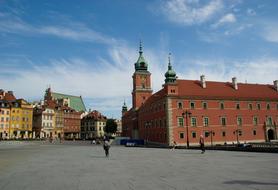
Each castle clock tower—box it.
[132,42,153,110]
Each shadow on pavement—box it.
[224,180,278,186]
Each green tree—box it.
[104,119,117,134]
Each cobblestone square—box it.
[0,141,278,190]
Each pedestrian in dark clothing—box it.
[103,136,110,157]
[199,135,205,154]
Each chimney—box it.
[200,75,206,88]
[232,77,238,90]
[274,80,278,92]
[7,91,13,95]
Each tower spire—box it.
[139,40,143,55]
[168,53,172,68]
[164,53,177,84]
[135,40,148,71]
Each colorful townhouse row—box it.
[0,88,114,140]
[0,90,33,139]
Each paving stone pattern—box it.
[0,142,278,190]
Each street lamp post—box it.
[182,110,192,148]
[210,130,214,147]
[234,129,239,145]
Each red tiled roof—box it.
[0,91,16,101]
[85,110,107,120]
[177,80,278,101]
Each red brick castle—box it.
[122,44,278,146]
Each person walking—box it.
[103,136,110,157]
[172,141,177,150]
[199,135,205,154]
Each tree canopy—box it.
[104,119,117,134]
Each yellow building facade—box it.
[9,100,33,139]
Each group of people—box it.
[99,135,206,157]
[172,135,205,153]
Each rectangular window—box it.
[237,116,242,126]
[220,102,225,110]
[253,116,258,126]
[203,117,209,127]
[178,102,183,109]
[192,132,196,138]
[221,117,227,126]
[248,103,253,110]
[253,130,257,136]
[257,103,261,110]
[191,117,197,127]
[190,102,195,109]
[236,103,240,110]
[202,102,207,109]
[267,103,271,110]
[179,132,184,139]
[205,131,210,138]
[266,117,273,125]
[177,117,184,127]
[222,131,226,137]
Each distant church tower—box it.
[132,42,153,110]
[122,101,128,115]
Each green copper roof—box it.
[51,92,86,112]
[122,101,127,112]
[165,54,177,83]
[135,41,148,71]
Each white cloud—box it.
[160,0,223,25]
[0,12,116,45]
[262,22,278,43]
[177,58,278,84]
[1,50,278,119]
[0,42,168,117]
[212,13,236,28]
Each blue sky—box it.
[1,0,278,119]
